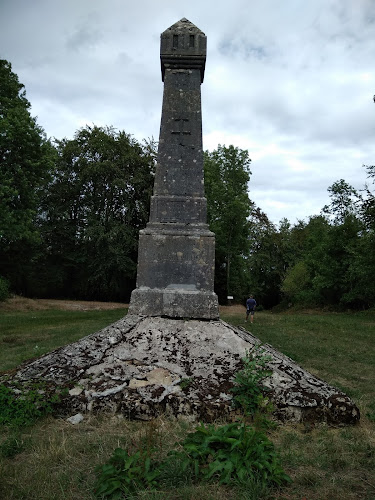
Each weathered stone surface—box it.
[3,315,359,425]
[128,19,219,319]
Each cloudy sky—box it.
[1,0,375,225]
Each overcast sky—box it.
[1,0,375,225]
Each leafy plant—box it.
[231,347,272,417]
[94,447,161,499]
[170,422,291,487]
[0,382,66,427]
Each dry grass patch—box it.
[0,296,129,312]
[1,415,238,500]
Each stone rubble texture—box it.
[6,315,359,425]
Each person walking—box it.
[245,295,257,323]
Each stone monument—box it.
[0,19,360,427]
[128,18,219,319]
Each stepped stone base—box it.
[129,287,219,319]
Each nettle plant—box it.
[94,422,291,498]
[231,346,273,418]
[170,422,291,487]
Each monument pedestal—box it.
[129,288,218,319]
[129,222,219,319]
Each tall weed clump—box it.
[231,346,274,427]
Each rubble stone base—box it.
[3,315,360,425]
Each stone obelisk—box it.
[129,18,219,319]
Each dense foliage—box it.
[204,145,253,302]
[35,126,155,301]
[1,60,375,309]
[0,60,56,295]
[0,382,65,427]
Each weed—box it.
[94,447,161,499]
[169,422,291,487]
[366,401,375,422]
[179,378,193,390]
[230,346,273,419]
[0,382,66,427]
[94,422,291,498]
[0,432,26,458]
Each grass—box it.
[0,308,128,372]
[221,308,375,415]
[0,301,374,499]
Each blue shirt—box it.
[246,298,256,310]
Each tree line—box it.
[1,59,374,309]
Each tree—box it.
[36,125,155,301]
[204,145,253,303]
[247,207,292,308]
[361,164,375,230]
[0,59,56,294]
[281,260,311,304]
[322,179,360,224]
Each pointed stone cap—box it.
[162,18,205,36]
[160,18,206,82]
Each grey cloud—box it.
[65,24,102,52]
[1,0,375,225]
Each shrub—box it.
[94,448,161,499]
[94,423,291,498]
[170,422,291,487]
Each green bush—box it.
[170,422,291,487]
[94,423,291,498]
[0,276,9,301]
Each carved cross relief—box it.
[171,118,191,146]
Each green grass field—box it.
[0,307,129,371]
[0,302,374,499]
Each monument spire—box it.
[129,18,219,319]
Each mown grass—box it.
[222,308,375,500]
[0,304,374,499]
[0,308,128,372]
[222,308,375,415]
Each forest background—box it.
[1,59,375,310]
